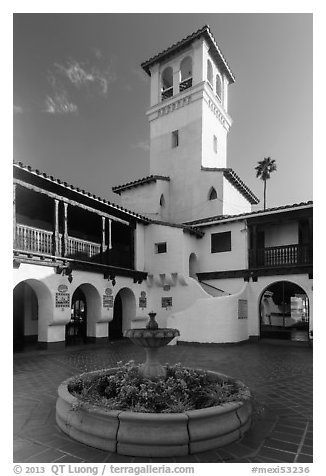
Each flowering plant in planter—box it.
[68,361,250,414]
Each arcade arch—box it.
[13,279,52,350]
[110,287,136,340]
[259,280,309,340]
[66,283,102,345]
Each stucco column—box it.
[251,225,257,268]
[101,216,107,261]
[173,67,179,96]
[54,199,60,256]
[63,202,68,256]
[150,64,160,107]
[108,219,112,250]
[13,183,16,247]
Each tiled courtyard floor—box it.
[13,339,313,463]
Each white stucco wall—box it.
[201,87,228,169]
[167,284,249,343]
[222,178,252,216]
[195,220,248,272]
[118,181,170,220]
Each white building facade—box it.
[13,26,313,350]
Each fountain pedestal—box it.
[124,312,180,378]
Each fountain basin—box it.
[124,327,180,378]
[56,368,252,457]
[124,328,180,348]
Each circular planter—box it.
[56,368,252,457]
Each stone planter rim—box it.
[58,367,251,418]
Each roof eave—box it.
[141,25,235,84]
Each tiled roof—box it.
[201,167,259,204]
[112,175,170,194]
[13,161,203,236]
[141,25,235,84]
[185,201,313,227]
[13,161,151,223]
[148,219,204,238]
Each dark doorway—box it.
[66,288,87,345]
[110,293,123,340]
[13,283,25,351]
[13,282,38,351]
[260,281,309,340]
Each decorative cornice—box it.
[157,95,192,117]
[207,98,228,129]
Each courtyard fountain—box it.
[56,312,252,457]
[124,311,180,378]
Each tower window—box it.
[179,56,193,92]
[161,66,173,101]
[207,60,213,89]
[172,130,179,148]
[213,135,217,153]
[155,242,167,254]
[211,231,231,253]
[160,194,166,207]
[216,74,222,101]
[208,187,217,201]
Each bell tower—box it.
[142,25,234,177]
[113,26,258,222]
[141,25,235,222]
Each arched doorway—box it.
[66,288,87,345]
[13,281,39,351]
[110,288,136,340]
[260,281,309,341]
[189,253,199,279]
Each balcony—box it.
[67,236,101,259]
[249,244,312,269]
[15,224,61,256]
[15,224,99,260]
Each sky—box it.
[13,13,313,212]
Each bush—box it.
[68,361,249,414]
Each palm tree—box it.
[255,157,277,210]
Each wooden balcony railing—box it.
[249,244,312,268]
[14,223,136,271]
[15,224,56,255]
[67,236,101,258]
[14,224,100,259]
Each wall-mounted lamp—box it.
[56,265,73,283]
[104,273,116,286]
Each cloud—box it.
[54,58,115,96]
[13,105,23,114]
[44,94,78,115]
[44,55,116,114]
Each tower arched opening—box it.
[161,66,173,101]
[179,56,192,92]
